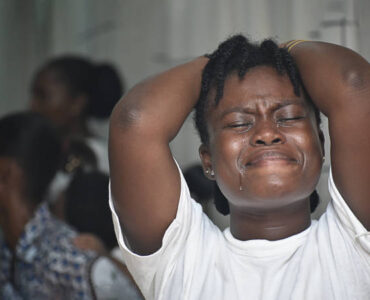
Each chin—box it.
[231,178,315,211]
[236,193,311,213]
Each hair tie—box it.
[286,40,308,52]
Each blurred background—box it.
[1,0,369,220]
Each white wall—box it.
[0,0,51,115]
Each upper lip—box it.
[245,149,297,166]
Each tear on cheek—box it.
[238,165,246,191]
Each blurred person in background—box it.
[63,170,143,299]
[29,56,124,214]
[30,55,124,173]
[64,170,117,252]
[0,112,139,299]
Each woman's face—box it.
[30,69,84,132]
[201,66,323,212]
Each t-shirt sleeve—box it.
[328,168,370,253]
[109,159,214,299]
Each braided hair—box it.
[194,34,322,215]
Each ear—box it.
[199,144,215,181]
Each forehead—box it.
[211,66,303,112]
[34,69,59,85]
[32,69,68,93]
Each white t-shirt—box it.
[109,163,370,300]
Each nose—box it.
[250,120,285,146]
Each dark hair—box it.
[40,56,124,119]
[194,34,321,215]
[0,112,62,206]
[64,170,117,251]
[184,164,214,203]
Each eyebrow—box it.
[219,99,303,119]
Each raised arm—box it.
[109,57,208,255]
[288,41,370,229]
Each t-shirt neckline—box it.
[223,224,313,258]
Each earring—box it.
[322,156,326,163]
[205,169,215,177]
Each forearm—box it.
[288,41,370,116]
[289,41,370,229]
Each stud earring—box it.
[210,170,215,177]
[322,156,326,163]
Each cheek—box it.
[295,126,323,161]
[211,133,242,171]
[210,133,246,196]
[290,127,323,185]
[46,96,75,124]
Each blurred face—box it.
[201,66,323,211]
[30,69,84,132]
[0,157,26,212]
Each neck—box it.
[0,195,34,252]
[229,199,311,241]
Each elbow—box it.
[110,89,147,135]
[111,100,141,130]
[110,79,157,133]
[342,67,370,92]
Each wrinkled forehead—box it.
[207,67,308,113]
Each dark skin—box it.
[200,67,323,240]
[109,42,370,256]
[290,42,370,230]
[30,69,89,139]
[30,69,91,218]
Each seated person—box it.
[108,36,370,299]
[30,56,124,210]
[30,55,124,174]
[64,170,143,299]
[50,137,98,219]
[64,170,117,252]
[0,112,139,299]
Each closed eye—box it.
[278,116,304,122]
[225,123,253,133]
[228,123,253,128]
